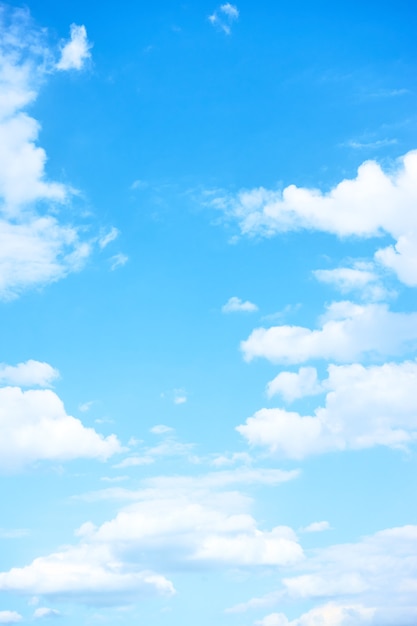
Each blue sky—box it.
[0,1,416,624]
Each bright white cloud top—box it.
[56,24,92,71]
[0,3,416,626]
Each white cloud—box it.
[0,360,58,387]
[242,301,417,364]
[0,381,122,471]
[150,425,174,435]
[113,455,154,468]
[0,218,91,300]
[256,604,375,626]
[0,612,22,624]
[77,485,303,569]
[33,607,60,619]
[301,521,331,533]
[0,528,29,539]
[0,466,302,606]
[212,150,417,286]
[267,367,322,402]
[173,388,187,404]
[346,138,397,150]
[237,525,417,626]
[99,227,119,249]
[0,10,94,299]
[280,526,417,625]
[376,232,417,287]
[222,296,259,313]
[210,451,252,466]
[78,468,299,501]
[110,253,128,271]
[0,544,174,606]
[209,3,239,34]
[313,265,390,301]
[56,24,92,71]
[220,3,239,19]
[238,360,417,458]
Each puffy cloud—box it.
[0,468,302,606]
[77,484,303,568]
[0,612,22,624]
[237,360,417,458]
[212,151,417,286]
[241,301,417,364]
[222,296,259,313]
[0,360,58,387]
[376,232,417,287]
[56,24,92,71]
[267,367,322,402]
[0,10,103,299]
[0,544,174,606]
[237,525,417,626]
[280,526,417,625]
[0,382,122,471]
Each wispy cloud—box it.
[110,253,128,270]
[209,3,239,35]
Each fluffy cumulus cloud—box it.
[280,525,417,625]
[0,359,59,387]
[0,8,97,299]
[213,150,417,286]
[77,477,303,568]
[0,361,122,471]
[238,360,417,458]
[0,544,173,606]
[234,525,417,625]
[0,470,302,606]
[267,367,322,402]
[241,301,417,364]
[56,24,92,71]
[0,612,22,624]
[222,296,259,313]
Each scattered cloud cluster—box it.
[241,301,417,364]
[0,360,59,387]
[238,360,417,458]
[0,9,122,300]
[0,360,122,471]
[0,469,301,605]
[209,3,239,35]
[231,525,417,625]
[212,151,417,287]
